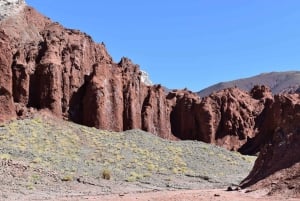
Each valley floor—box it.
[0,115,298,201]
[20,189,300,201]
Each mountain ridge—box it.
[197,71,300,97]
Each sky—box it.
[26,0,300,92]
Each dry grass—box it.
[102,169,111,180]
[0,115,256,190]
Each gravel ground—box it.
[0,115,256,200]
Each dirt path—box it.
[56,189,300,201]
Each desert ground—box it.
[0,115,298,201]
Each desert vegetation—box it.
[0,115,256,199]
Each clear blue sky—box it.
[26,0,300,91]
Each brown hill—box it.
[197,71,300,97]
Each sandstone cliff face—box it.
[202,88,264,150]
[0,6,175,139]
[240,94,300,196]
[141,85,174,139]
[0,30,15,122]
[81,57,173,139]
[167,90,202,140]
[166,86,272,151]
[7,10,112,119]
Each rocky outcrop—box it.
[167,89,202,140]
[167,86,273,151]
[141,85,175,139]
[0,30,15,122]
[202,87,266,150]
[81,58,173,139]
[5,9,112,118]
[0,5,176,139]
[240,94,300,197]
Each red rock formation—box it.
[81,57,174,139]
[167,86,272,151]
[203,88,264,150]
[0,30,15,122]
[0,6,111,120]
[240,94,300,197]
[142,85,175,139]
[250,85,273,100]
[167,89,202,140]
[0,6,175,139]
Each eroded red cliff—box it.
[240,94,300,197]
[0,30,15,122]
[0,6,176,139]
[166,86,273,151]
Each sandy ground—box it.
[56,189,300,201]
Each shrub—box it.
[126,172,142,182]
[0,153,11,160]
[61,175,73,182]
[102,169,111,180]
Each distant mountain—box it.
[197,71,300,97]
